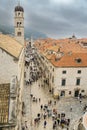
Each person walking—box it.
[80,99,82,104]
[40,104,43,110]
[22,125,25,130]
[70,106,72,112]
[39,98,41,102]
[44,120,47,128]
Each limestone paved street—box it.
[22,45,87,130]
[22,78,87,130]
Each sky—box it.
[0,0,87,39]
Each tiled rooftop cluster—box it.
[34,36,87,67]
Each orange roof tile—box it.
[35,38,87,67]
[50,53,87,67]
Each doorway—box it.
[74,89,79,97]
[60,91,65,97]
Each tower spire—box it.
[18,0,20,6]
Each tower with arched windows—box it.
[14,4,24,44]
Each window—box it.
[76,78,80,85]
[60,91,65,96]
[17,22,19,27]
[81,90,85,93]
[77,70,81,74]
[69,91,71,95]
[61,79,66,86]
[18,12,20,16]
[75,58,82,63]
[17,32,21,36]
[62,70,66,74]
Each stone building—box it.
[35,37,87,98]
[0,34,24,130]
[0,3,24,130]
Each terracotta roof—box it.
[35,38,87,67]
[49,53,87,67]
[0,34,23,58]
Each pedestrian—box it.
[54,101,56,105]
[49,89,51,93]
[79,93,82,99]
[53,122,56,129]
[25,121,28,130]
[78,96,80,100]
[67,118,70,126]
[30,94,33,98]
[25,126,28,130]
[22,127,25,130]
[44,120,47,128]
[57,117,60,125]
[50,100,52,105]
[58,96,60,100]
[34,118,37,126]
[54,120,57,126]
[39,98,41,102]
[70,106,72,112]
[80,99,82,104]
[22,125,25,130]
[37,113,40,119]
[44,112,47,119]
[41,104,43,110]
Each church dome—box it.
[15,6,24,12]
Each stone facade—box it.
[0,48,18,84]
[36,50,87,98]
[0,46,24,130]
[54,67,87,97]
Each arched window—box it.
[17,32,21,36]
[18,12,20,16]
[17,22,19,27]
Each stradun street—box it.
[21,45,87,130]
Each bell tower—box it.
[14,2,24,44]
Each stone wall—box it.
[54,67,87,97]
[0,48,18,84]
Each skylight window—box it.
[75,58,82,63]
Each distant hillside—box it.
[0,25,47,39]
